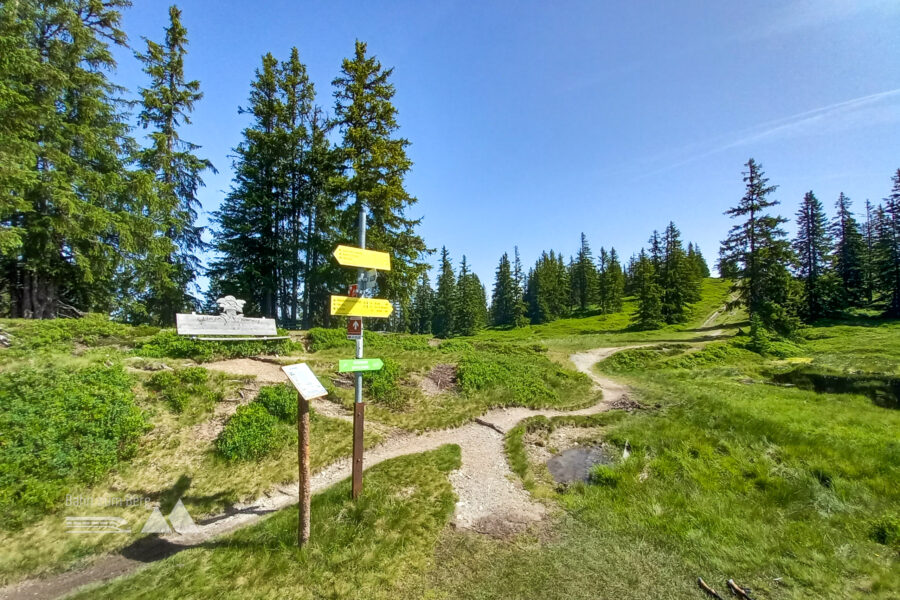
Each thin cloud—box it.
[634,88,900,179]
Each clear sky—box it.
[110,0,900,290]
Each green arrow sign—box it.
[338,358,384,373]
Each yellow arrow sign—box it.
[332,245,391,271]
[330,295,394,318]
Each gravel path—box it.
[2,348,629,600]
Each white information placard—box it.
[282,363,328,400]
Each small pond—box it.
[547,445,614,484]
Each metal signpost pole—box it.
[351,204,366,499]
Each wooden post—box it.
[352,402,365,498]
[297,390,310,545]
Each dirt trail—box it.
[2,348,630,600]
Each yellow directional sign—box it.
[330,295,394,318]
[332,245,391,271]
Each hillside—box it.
[0,279,897,599]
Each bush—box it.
[145,366,222,413]
[137,330,295,362]
[0,364,149,530]
[366,357,405,409]
[0,314,159,352]
[457,352,558,403]
[306,327,431,353]
[216,404,285,461]
[256,384,297,422]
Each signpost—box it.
[329,296,394,318]
[333,245,391,271]
[338,358,384,372]
[281,363,328,546]
[330,206,392,499]
[347,317,362,340]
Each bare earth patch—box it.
[419,363,458,396]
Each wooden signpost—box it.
[330,207,392,499]
[281,363,328,546]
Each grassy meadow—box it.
[1,278,898,599]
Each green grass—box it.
[315,341,597,432]
[70,445,462,600]
[429,325,900,600]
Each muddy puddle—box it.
[547,446,614,483]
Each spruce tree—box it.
[687,243,711,278]
[512,246,528,326]
[831,192,866,308]
[604,248,625,313]
[526,251,569,323]
[570,233,598,311]
[432,247,456,337]
[209,53,282,317]
[633,250,663,330]
[332,40,428,319]
[491,252,517,326]
[454,256,486,336]
[863,199,877,304]
[720,159,798,335]
[409,271,433,334]
[659,222,692,323]
[133,5,214,324]
[878,170,900,317]
[793,191,835,321]
[596,247,609,313]
[0,0,155,318]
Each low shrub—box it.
[255,383,297,422]
[0,314,158,352]
[216,404,285,461]
[136,330,295,362]
[0,364,149,530]
[145,366,223,413]
[306,327,431,352]
[457,352,558,403]
[366,357,406,409]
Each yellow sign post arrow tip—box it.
[333,245,391,271]
[330,295,394,318]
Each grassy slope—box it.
[0,323,381,585]
[426,332,900,599]
[71,445,461,600]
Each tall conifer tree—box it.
[633,250,663,330]
[878,170,900,316]
[720,159,797,334]
[0,0,155,318]
[570,233,598,311]
[491,252,517,326]
[793,191,834,321]
[133,5,214,324]
[332,41,428,323]
[409,271,433,334]
[432,246,456,337]
[831,192,866,308]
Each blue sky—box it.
[110,0,900,289]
